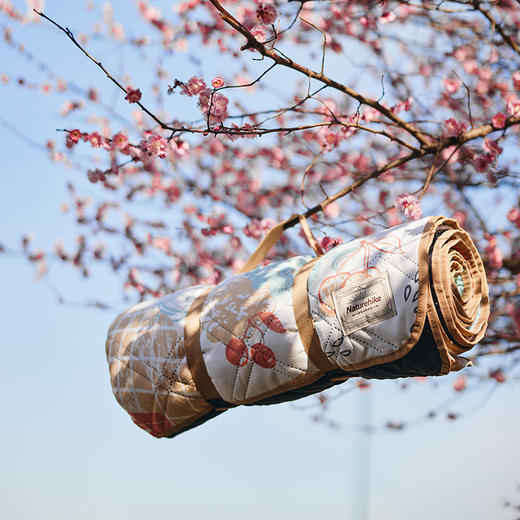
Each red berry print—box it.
[250,342,276,369]
[258,311,287,333]
[225,337,249,367]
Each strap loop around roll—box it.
[293,258,337,373]
[184,288,226,405]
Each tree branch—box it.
[207,0,431,146]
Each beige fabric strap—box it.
[239,218,290,274]
[239,213,323,274]
[292,258,337,372]
[298,215,324,257]
[184,288,224,404]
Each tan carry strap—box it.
[238,217,291,274]
[239,214,323,274]
[298,214,325,257]
[184,287,226,406]
[292,258,337,372]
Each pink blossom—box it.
[393,96,413,112]
[124,88,142,104]
[441,145,459,165]
[68,129,82,144]
[87,168,106,184]
[458,146,475,163]
[443,78,462,94]
[250,25,266,42]
[507,98,520,116]
[320,236,344,252]
[513,71,520,90]
[198,90,229,122]
[257,3,277,25]
[324,201,340,219]
[88,132,104,148]
[484,233,503,269]
[490,369,506,383]
[173,140,190,156]
[318,128,340,150]
[378,11,396,24]
[362,107,380,122]
[243,218,275,239]
[482,138,502,156]
[444,118,467,136]
[419,63,431,77]
[473,152,495,172]
[211,76,224,89]
[151,236,171,254]
[112,132,129,151]
[181,76,206,96]
[507,207,520,228]
[395,193,422,220]
[145,134,168,158]
[454,47,472,63]
[453,211,467,227]
[87,87,99,102]
[453,375,467,392]
[491,112,506,129]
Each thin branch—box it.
[300,151,324,208]
[299,17,327,75]
[417,150,441,200]
[472,1,520,56]
[34,10,173,132]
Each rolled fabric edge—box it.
[422,216,489,374]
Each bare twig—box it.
[299,17,327,75]
[472,1,520,56]
[35,9,174,131]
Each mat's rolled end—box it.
[422,217,490,373]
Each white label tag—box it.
[332,272,396,335]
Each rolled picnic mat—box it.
[105,215,489,438]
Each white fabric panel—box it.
[307,218,429,369]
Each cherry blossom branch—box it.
[281,114,520,231]
[33,8,426,151]
[417,150,441,200]
[34,10,172,132]
[207,0,431,146]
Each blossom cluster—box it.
[394,193,422,221]
[177,76,230,122]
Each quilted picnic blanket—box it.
[106,215,489,438]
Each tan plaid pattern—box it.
[106,299,211,437]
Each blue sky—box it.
[1,1,519,519]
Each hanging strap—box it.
[298,214,325,257]
[238,218,290,274]
[239,213,324,274]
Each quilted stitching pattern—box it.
[106,289,212,436]
[199,256,320,403]
[307,218,427,370]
